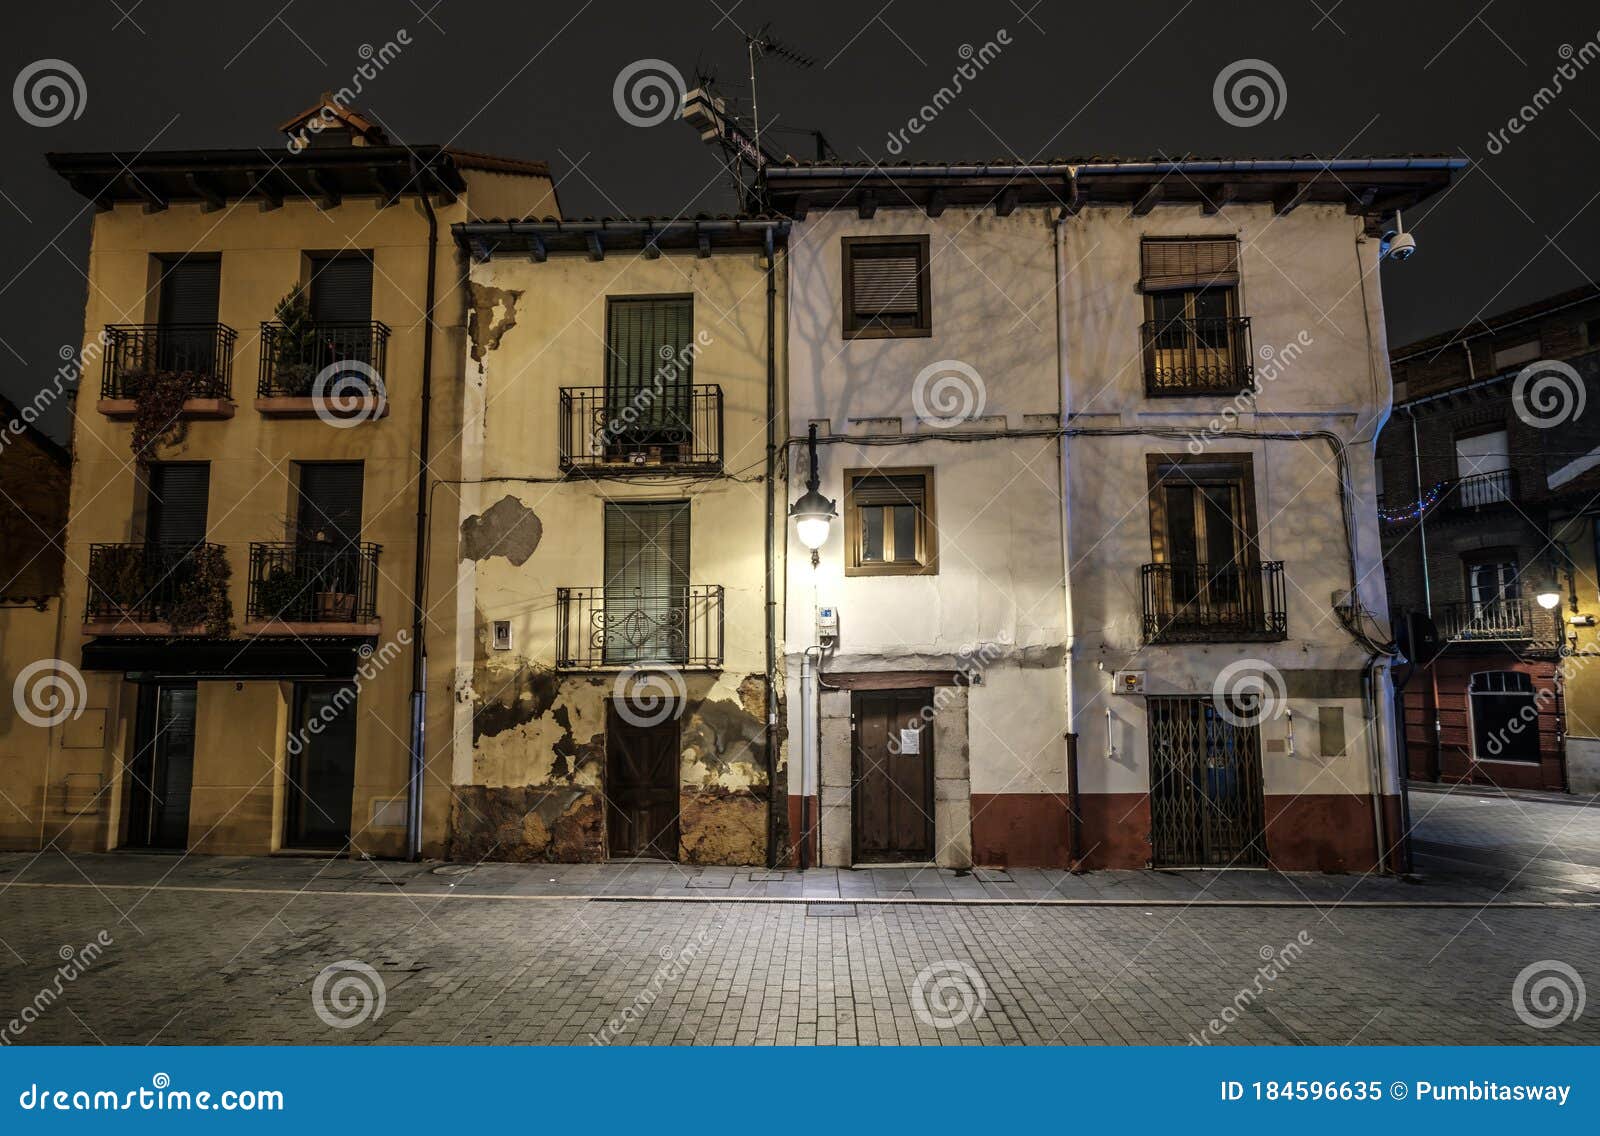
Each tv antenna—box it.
[746,24,815,163]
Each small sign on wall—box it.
[899,728,921,754]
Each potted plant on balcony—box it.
[271,286,319,397]
[254,564,304,623]
[93,545,149,623]
[164,544,233,636]
[129,369,195,463]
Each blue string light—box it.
[1377,480,1450,524]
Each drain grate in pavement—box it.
[748,870,786,882]
[806,903,858,918]
[686,874,734,889]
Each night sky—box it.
[2,0,1597,444]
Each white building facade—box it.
[769,158,1461,871]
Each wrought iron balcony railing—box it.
[1433,598,1557,645]
[559,385,723,473]
[1140,316,1254,396]
[556,585,724,670]
[84,541,225,626]
[1141,561,1288,643]
[100,324,237,400]
[247,541,381,624]
[1442,469,1517,512]
[258,320,389,398]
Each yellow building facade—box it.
[23,101,556,857]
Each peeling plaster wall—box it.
[450,246,784,864]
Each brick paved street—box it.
[1,787,1596,1046]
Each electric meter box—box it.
[817,606,839,643]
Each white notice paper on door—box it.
[899,728,920,754]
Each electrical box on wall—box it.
[817,605,839,647]
[1113,670,1145,694]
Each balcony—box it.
[559,385,722,474]
[256,320,390,419]
[1141,561,1288,643]
[1433,598,1559,648]
[244,541,382,634]
[555,585,724,671]
[97,324,237,418]
[1141,316,1254,396]
[84,542,231,636]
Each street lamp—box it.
[789,424,836,567]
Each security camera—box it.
[1381,211,1417,261]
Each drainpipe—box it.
[1410,411,1431,616]
[763,226,781,868]
[405,180,439,861]
[1053,205,1081,866]
[799,646,819,870]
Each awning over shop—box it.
[80,636,375,679]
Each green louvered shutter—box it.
[603,501,689,665]
[605,296,693,444]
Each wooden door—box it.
[605,704,681,859]
[852,690,934,863]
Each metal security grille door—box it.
[1147,696,1267,866]
[852,691,934,862]
[604,297,693,459]
[602,501,689,665]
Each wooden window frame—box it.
[844,467,937,577]
[1145,453,1260,565]
[841,235,931,340]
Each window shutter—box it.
[310,256,374,323]
[145,463,210,546]
[851,473,926,507]
[158,258,220,326]
[851,251,923,316]
[606,297,693,421]
[604,501,690,596]
[1140,238,1240,292]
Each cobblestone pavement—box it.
[0,879,1595,1045]
[0,788,1595,1045]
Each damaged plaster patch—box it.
[461,495,542,565]
[468,283,521,363]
